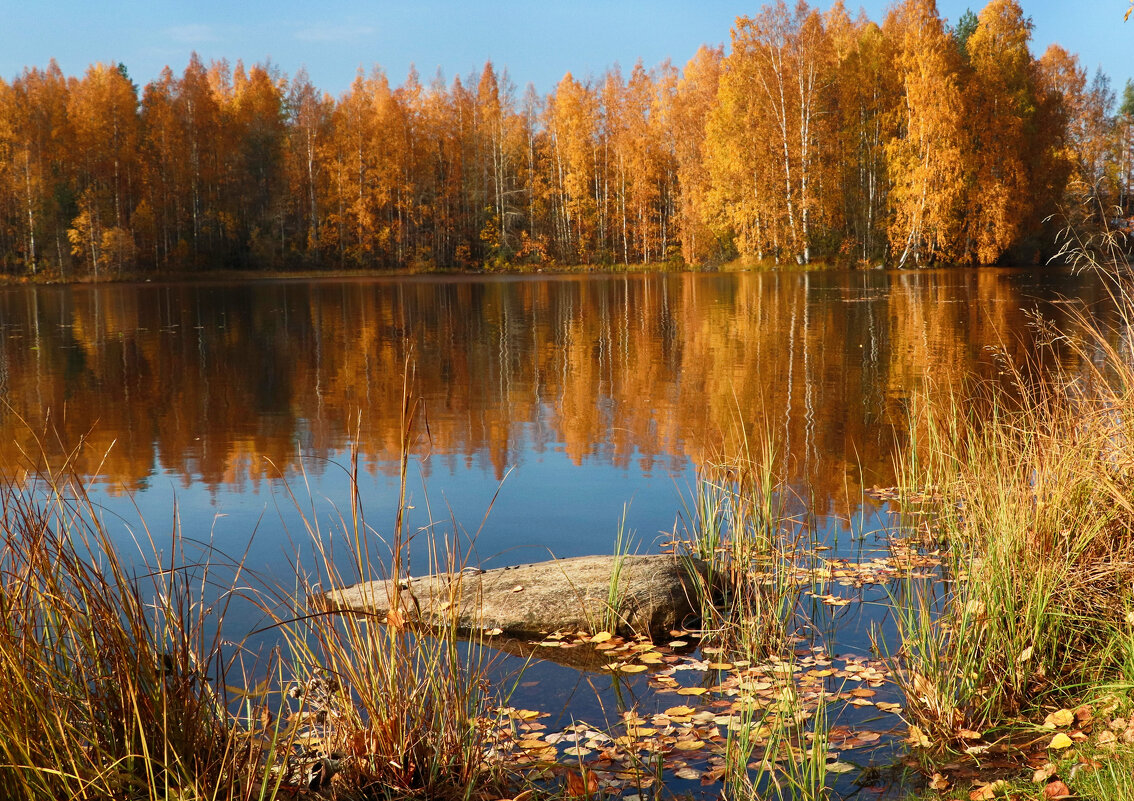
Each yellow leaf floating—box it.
[1048,732,1073,750]
[673,739,705,750]
[677,686,709,696]
[590,631,612,643]
[664,705,696,717]
[618,663,648,673]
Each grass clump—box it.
[887,289,1134,751]
[679,430,810,660]
[0,461,264,800]
[0,390,516,800]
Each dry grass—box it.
[0,382,515,800]
[887,273,1134,746]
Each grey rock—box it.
[321,553,706,638]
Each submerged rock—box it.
[322,554,706,638]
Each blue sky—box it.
[0,1,1128,98]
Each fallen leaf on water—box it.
[677,687,708,696]
[826,761,856,774]
[674,767,702,780]
[673,739,705,750]
[566,770,599,797]
[665,705,696,717]
[590,631,612,643]
[618,664,648,674]
[1048,733,1073,750]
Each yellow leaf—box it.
[907,724,931,748]
[1048,732,1074,750]
[590,631,612,643]
[677,686,709,696]
[1043,709,1074,729]
[665,705,696,717]
[673,739,705,750]
[618,664,648,673]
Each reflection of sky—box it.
[90,438,698,595]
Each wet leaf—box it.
[591,631,612,643]
[677,687,708,696]
[665,705,696,717]
[827,761,856,774]
[674,767,702,780]
[618,664,648,674]
[566,770,598,797]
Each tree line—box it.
[0,0,1131,278]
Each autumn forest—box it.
[0,0,1131,279]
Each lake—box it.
[0,267,1112,795]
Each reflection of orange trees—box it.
[0,275,1110,511]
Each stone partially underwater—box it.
[322,554,706,639]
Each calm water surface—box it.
[0,267,1114,793]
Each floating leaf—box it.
[591,631,612,643]
[826,761,856,774]
[664,705,696,717]
[618,664,648,674]
[677,687,709,696]
[674,739,705,750]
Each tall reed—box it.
[0,448,265,800]
[887,278,1134,744]
[263,377,512,799]
[679,428,808,659]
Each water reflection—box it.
[0,269,1105,508]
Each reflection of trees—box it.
[0,272,1106,510]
